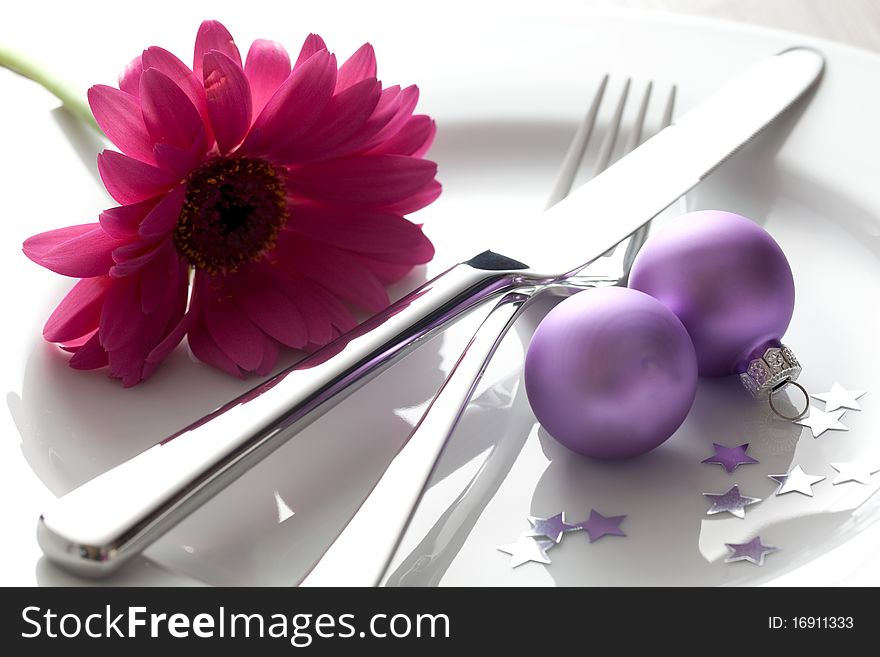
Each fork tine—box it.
[626,80,653,151]
[621,84,678,278]
[591,77,631,177]
[661,84,677,130]
[545,74,608,209]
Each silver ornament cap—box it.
[739,344,801,400]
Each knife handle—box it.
[38,259,528,577]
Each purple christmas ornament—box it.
[628,210,795,378]
[524,287,697,459]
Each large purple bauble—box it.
[524,287,697,459]
[629,211,795,377]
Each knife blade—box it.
[491,46,824,275]
[38,47,824,578]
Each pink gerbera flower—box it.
[23,20,439,386]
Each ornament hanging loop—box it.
[739,343,808,420]
[767,380,810,421]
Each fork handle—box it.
[300,289,535,587]
[38,258,529,578]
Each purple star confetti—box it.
[724,536,778,566]
[577,510,627,542]
[701,442,759,473]
[526,512,579,543]
[703,485,761,519]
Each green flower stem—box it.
[0,46,102,135]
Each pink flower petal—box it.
[227,267,308,348]
[354,254,415,284]
[288,205,432,258]
[298,338,349,367]
[255,337,279,376]
[99,197,160,238]
[188,315,243,378]
[366,84,419,147]
[362,233,435,265]
[293,33,327,70]
[270,77,380,163]
[110,241,163,277]
[140,241,181,314]
[60,329,97,351]
[99,274,143,351]
[239,50,337,158]
[88,85,155,163]
[153,130,208,177]
[284,154,437,207]
[193,20,241,82]
[140,360,161,382]
[111,240,150,263]
[24,223,120,278]
[105,263,187,385]
[278,235,389,312]
[138,184,186,240]
[369,115,436,157]
[118,55,144,97]
[336,43,377,92]
[97,150,180,205]
[244,39,291,118]
[293,275,358,334]
[141,46,201,101]
[202,281,267,371]
[383,179,442,215]
[326,84,412,155]
[203,50,252,154]
[69,332,109,370]
[140,68,205,150]
[43,276,112,343]
[110,322,176,386]
[141,46,214,146]
[24,224,101,261]
[409,118,437,159]
[145,308,192,366]
[268,270,334,345]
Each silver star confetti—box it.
[496,534,555,568]
[526,512,580,543]
[812,382,866,412]
[830,461,880,485]
[724,536,779,566]
[768,465,826,497]
[794,406,848,438]
[703,485,761,519]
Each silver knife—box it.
[38,47,824,578]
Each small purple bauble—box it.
[628,210,795,377]
[524,287,697,459]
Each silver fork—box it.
[301,77,678,586]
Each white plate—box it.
[2,3,880,586]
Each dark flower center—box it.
[174,157,287,274]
